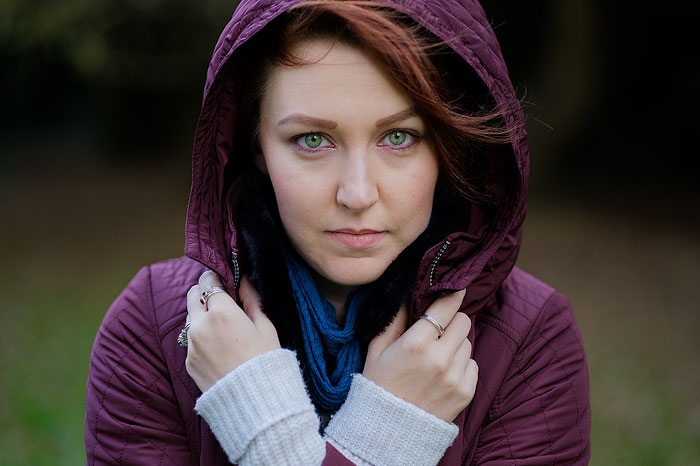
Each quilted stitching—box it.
[86,0,589,463]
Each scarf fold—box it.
[285,253,367,411]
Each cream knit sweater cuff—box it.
[195,349,325,466]
[324,374,459,466]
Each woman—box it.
[85,0,591,465]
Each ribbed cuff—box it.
[195,349,324,465]
[325,375,459,466]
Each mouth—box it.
[326,229,386,249]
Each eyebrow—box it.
[277,114,337,129]
[277,108,418,130]
[375,108,418,128]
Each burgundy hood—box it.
[184,0,529,315]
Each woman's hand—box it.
[362,290,478,423]
[185,271,281,392]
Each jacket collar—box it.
[184,0,529,315]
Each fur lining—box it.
[234,171,304,352]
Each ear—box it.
[254,152,269,174]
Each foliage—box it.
[0,0,238,89]
[0,0,242,153]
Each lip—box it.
[326,229,386,249]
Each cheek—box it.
[269,173,301,218]
[410,184,437,227]
[267,169,327,231]
[393,163,438,220]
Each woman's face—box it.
[258,38,439,291]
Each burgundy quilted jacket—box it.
[85,0,591,464]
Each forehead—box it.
[261,39,413,119]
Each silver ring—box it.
[199,285,227,307]
[419,314,445,337]
[177,322,191,347]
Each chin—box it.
[321,259,389,287]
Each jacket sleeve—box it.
[85,266,194,465]
[194,349,327,465]
[474,291,591,465]
[195,349,458,466]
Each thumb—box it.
[367,305,408,360]
[239,276,264,322]
[239,276,279,340]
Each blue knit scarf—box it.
[285,253,367,411]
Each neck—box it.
[310,269,358,325]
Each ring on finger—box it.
[419,313,445,337]
[199,285,227,307]
[177,321,191,347]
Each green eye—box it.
[380,130,417,149]
[294,133,332,152]
[304,134,324,148]
[387,131,407,145]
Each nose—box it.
[336,152,378,212]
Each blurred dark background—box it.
[1,1,698,465]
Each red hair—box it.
[232,0,516,204]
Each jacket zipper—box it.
[230,251,241,290]
[429,240,451,287]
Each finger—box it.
[198,269,223,287]
[460,327,477,375]
[187,284,206,319]
[467,359,479,380]
[437,311,471,349]
[465,359,479,394]
[239,277,264,322]
[198,270,235,311]
[367,305,408,360]
[414,289,466,339]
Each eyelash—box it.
[291,129,421,153]
[378,129,420,149]
[291,133,334,152]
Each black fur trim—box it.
[233,171,304,352]
[353,208,459,352]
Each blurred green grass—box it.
[1,155,699,465]
[519,198,700,465]
[0,153,188,466]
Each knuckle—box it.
[441,370,459,391]
[469,359,479,377]
[461,362,479,398]
[205,292,231,310]
[427,355,450,375]
[462,338,473,354]
[186,323,202,343]
[403,338,430,356]
[460,383,476,401]
[467,373,479,395]
[199,270,216,284]
[204,309,227,326]
[187,285,200,300]
[452,311,469,325]
[450,312,470,333]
